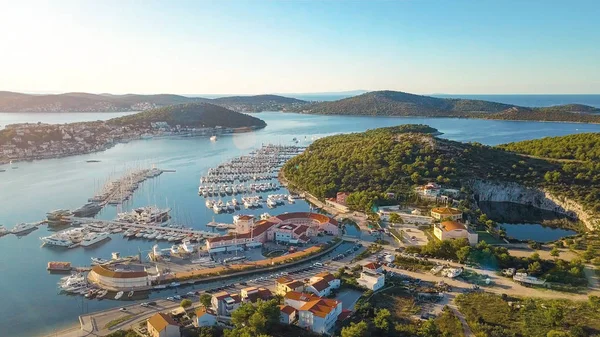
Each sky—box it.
[1,0,599,95]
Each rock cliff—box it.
[469,180,598,231]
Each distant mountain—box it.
[0,91,306,113]
[108,102,267,128]
[294,90,600,123]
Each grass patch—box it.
[476,231,505,245]
[435,307,465,337]
[105,314,134,329]
[394,255,435,271]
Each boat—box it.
[91,257,110,265]
[266,198,277,208]
[170,245,180,255]
[0,225,8,236]
[80,232,110,247]
[0,169,5,172]
[170,282,181,287]
[114,291,124,300]
[210,135,217,142]
[128,290,134,298]
[73,203,103,217]
[11,223,38,235]
[9,160,17,169]
[154,284,168,290]
[86,160,101,163]
[47,261,72,272]
[40,235,73,247]
[96,289,108,299]
[288,195,295,203]
[260,213,271,220]
[181,240,196,253]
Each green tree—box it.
[200,293,212,308]
[456,246,471,263]
[180,299,192,309]
[389,213,402,225]
[418,319,440,337]
[546,331,569,337]
[341,321,368,337]
[527,261,542,276]
[374,308,391,332]
[550,247,560,257]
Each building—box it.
[363,262,384,273]
[147,312,180,337]
[430,207,463,221]
[433,220,478,246]
[306,272,340,296]
[415,183,441,199]
[206,212,339,252]
[357,270,385,291]
[233,215,255,233]
[211,291,242,316]
[276,276,305,296]
[279,305,298,324]
[87,264,151,290]
[241,286,273,303]
[195,307,217,327]
[284,291,342,334]
[336,192,350,206]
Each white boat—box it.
[91,257,111,265]
[128,290,134,298]
[260,213,271,220]
[40,235,73,247]
[81,232,110,247]
[181,239,196,253]
[210,135,217,142]
[266,198,277,208]
[288,195,295,203]
[114,291,124,300]
[170,245,180,254]
[11,223,37,235]
[96,289,108,299]
[0,225,8,236]
[205,199,214,208]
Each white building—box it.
[284,291,342,335]
[433,221,478,246]
[306,272,340,297]
[430,207,463,221]
[211,291,241,316]
[357,270,385,291]
[87,265,151,290]
[279,305,297,324]
[195,307,217,327]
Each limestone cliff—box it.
[469,180,599,231]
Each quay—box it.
[67,217,220,238]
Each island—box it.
[0,102,266,164]
[282,124,600,230]
[0,91,308,113]
[293,90,600,124]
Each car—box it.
[173,295,182,300]
[167,297,175,301]
[119,307,127,312]
[147,301,157,306]
[140,302,149,307]
[239,282,247,286]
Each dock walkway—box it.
[67,217,220,238]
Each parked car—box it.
[119,307,127,312]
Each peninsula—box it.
[0,102,266,164]
[282,124,600,230]
[293,90,600,124]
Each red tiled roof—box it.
[310,279,331,292]
[208,220,276,243]
[317,273,336,283]
[246,288,272,302]
[280,305,297,316]
[91,265,147,279]
[285,280,304,289]
[293,224,309,235]
[148,312,178,331]
[276,276,293,284]
[237,215,254,220]
[337,309,352,321]
[274,212,338,226]
[300,298,339,318]
[440,221,466,231]
[364,262,382,270]
[432,207,462,215]
[298,234,310,243]
[284,291,319,302]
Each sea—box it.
[1,105,600,336]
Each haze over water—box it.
[2,110,600,336]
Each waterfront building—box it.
[433,220,478,245]
[430,207,463,221]
[211,291,241,316]
[87,264,151,290]
[357,270,385,291]
[195,307,217,327]
[283,291,342,334]
[234,215,255,233]
[276,276,305,296]
[147,312,180,337]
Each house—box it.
[363,262,383,273]
[211,291,242,316]
[433,220,478,246]
[357,270,385,291]
[279,304,297,324]
[336,192,350,206]
[147,312,180,337]
[241,287,273,302]
[430,207,462,221]
[284,291,342,335]
[195,307,217,327]
[276,276,305,296]
[306,272,340,296]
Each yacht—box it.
[287,195,295,203]
[11,223,38,235]
[72,203,103,217]
[181,239,196,253]
[80,232,110,247]
[266,198,277,208]
[40,235,73,247]
[170,245,180,255]
[260,213,271,220]
[91,257,110,265]
[114,291,124,300]
[47,209,73,222]
[0,225,8,236]
[205,199,214,208]
[210,135,217,142]
[96,289,108,299]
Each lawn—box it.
[476,231,505,245]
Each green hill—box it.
[499,133,600,162]
[108,102,267,128]
[282,124,600,226]
[213,94,306,105]
[294,90,600,123]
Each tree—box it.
[341,321,368,337]
[527,261,542,276]
[550,247,560,257]
[200,294,212,308]
[456,246,471,263]
[546,331,569,337]
[389,213,402,225]
[418,319,440,337]
[374,308,391,332]
[180,299,192,309]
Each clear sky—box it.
[1,0,599,95]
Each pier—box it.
[68,217,220,238]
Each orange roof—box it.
[310,279,331,292]
[285,280,305,289]
[208,220,276,243]
[431,207,462,215]
[276,276,293,284]
[148,312,178,331]
[280,305,297,316]
[213,291,230,300]
[91,265,147,279]
[293,224,309,235]
[284,291,319,302]
[364,262,382,270]
[237,215,254,220]
[440,221,466,231]
[315,272,336,283]
[300,298,339,318]
[195,307,215,317]
[274,212,338,226]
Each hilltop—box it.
[294,90,600,123]
[108,102,267,128]
[0,91,307,113]
[282,125,600,228]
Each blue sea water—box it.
[1,109,600,336]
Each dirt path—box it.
[447,295,474,337]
